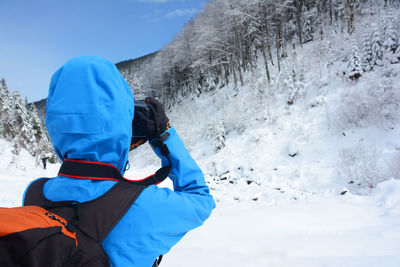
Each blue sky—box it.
[0,0,204,102]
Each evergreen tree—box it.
[347,41,362,80]
[11,91,34,154]
[371,25,383,66]
[28,104,48,162]
[361,32,373,72]
[0,79,14,140]
[284,68,300,105]
[382,14,399,54]
[302,6,314,43]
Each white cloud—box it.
[165,8,198,19]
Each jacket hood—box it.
[46,56,134,174]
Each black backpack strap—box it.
[24,178,80,213]
[76,181,145,242]
[58,159,170,186]
[24,178,51,206]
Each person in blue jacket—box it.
[23,56,216,266]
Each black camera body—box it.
[132,100,154,138]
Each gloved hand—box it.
[131,97,170,150]
[145,97,170,139]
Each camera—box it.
[132,100,154,139]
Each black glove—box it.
[145,97,170,138]
[131,97,170,150]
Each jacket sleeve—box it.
[152,127,213,195]
[148,126,216,249]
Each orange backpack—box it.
[0,159,169,267]
[0,178,146,267]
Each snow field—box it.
[0,139,60,207]
[2,149,399,267]
[163,181,400,267]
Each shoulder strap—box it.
[59,159,170,186]
[77,181,145,242]
[24,178,51,206]
[24,178,145,243]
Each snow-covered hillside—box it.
[131,27,400,204]
[129,9,400,265]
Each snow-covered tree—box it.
[347,41,362,80]
[361,32,373,72]
[382,14,399,54]
[284,67,300,105]
[140,0,389,105]
[371,25,383,66]
[11,91,34,154]
[28,104,52,162]
[302,6,314,43]
[0,79,14,140]
[214,120,226,153]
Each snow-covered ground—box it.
[1,146,400,267]
[0,139,61,207]
[164,181,400,267]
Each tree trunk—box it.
[233,26,244,85]
[259,2,271,83]
[274,4,281,72]
[229,1,244,85]
[295,0,303,46]
[318,0,324,40]
[347,0,355,35]
[262,4,274,66]
[230,53,238,88]
[223,62,230,85]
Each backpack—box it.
[0,159,170,267]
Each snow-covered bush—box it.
[338,143,384,195]
[337,82,399,130]
[386,151,400,180]
[309,95,326,108]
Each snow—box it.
[1,138,400,266]
[0,139,60,207]
[164,188,400,267]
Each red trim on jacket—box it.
[58,173,121,182]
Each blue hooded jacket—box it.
[23,56,215,266]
